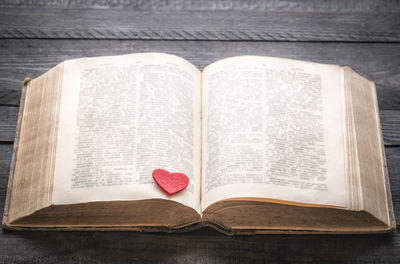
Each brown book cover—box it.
[2,78,396,235]
[2,55,396,235]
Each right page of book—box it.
[201,56,347,210]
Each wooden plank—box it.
[1,105,399,145]
[386,147,400,224]
[0,6,399,42]
[0,106,17,143]
[0,144,12,214]
[382,111,400,146]
[1,39,399,108]
[2,1,399,262]
[2,0,400,12]
[0,144,398,262]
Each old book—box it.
[2,53,395,235]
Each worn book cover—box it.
[2,54,396,234]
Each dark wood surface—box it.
[0,0,399,263]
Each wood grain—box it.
[0,144,12,214]
[0,106,17,143]
[382,111,400,146]
[0,6,399,42]
[2,0,400,12]
[0,39,399,108]
[0,1,399,262]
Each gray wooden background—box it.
[0,0,400,263]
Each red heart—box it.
[152,169,189,195]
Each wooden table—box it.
[1,0,400,262]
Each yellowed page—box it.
[201,56,347,210]
[53,53,201,212]
[343,67,390,226]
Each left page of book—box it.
[52,53,201,212]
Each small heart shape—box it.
[152,169,189,195]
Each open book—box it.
[2,53,395,234]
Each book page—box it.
[53,53,201,212]
[201,56,347,210]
